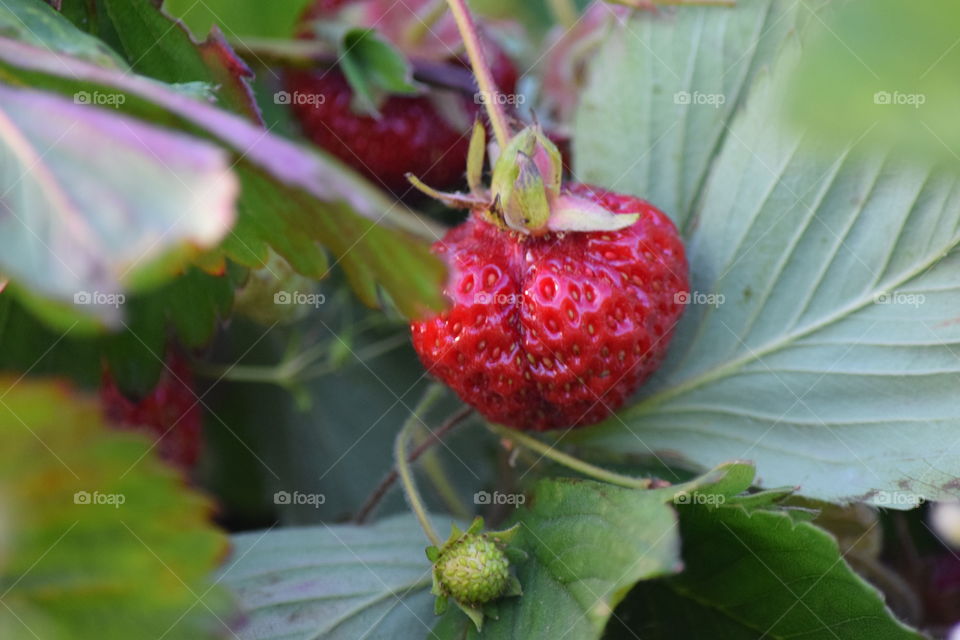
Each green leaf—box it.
[574,0,813,230]
[661,459,756,502]
[0,0,128,69]
[0,377,232,639]
[102,0,263,122]
[436,478,681,639]
[163,0,314,39]
[219,514,441,639]
[338,28,420,117]
[220,481,680,640]
[784,0,960,164]
[607,504,923,639]
[0,84,237,326]
[573,29,960,507]
[0,37,447,318]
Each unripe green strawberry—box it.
[434,533,511,606]
[428,515,521,629]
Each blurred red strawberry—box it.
[285,0,519,193]
[100,352,202,470]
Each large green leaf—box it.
[435,479,681,639]
[608,503,923,639]
[572,35,960,506]
[0,36,446,318]
[0,377,232,639]
[574,0,812,230]
[220,480,682,640]
[220,514,441,639]
[0,83,236,325]
[221,463,910,639]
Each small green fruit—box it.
[434,533,510,606]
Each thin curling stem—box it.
[445,0,512,148]
[487,422,653,490]
[395,385,446,546]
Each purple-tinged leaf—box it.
[0,84,237,324]
[0,36,446,318]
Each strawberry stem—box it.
[445,0,512,148]
[396,384,446,546]
[355,406,474,524]
[487,423,654,490]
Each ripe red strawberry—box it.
[285,1,518,193]
[411,184,687,431]
[408,124,688,431]
[100,352,202,469]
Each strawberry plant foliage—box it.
[571,2,960,507]
[611,505,923,640]
[0,0,446,320]
[574,0,812,230]
[0,82,236,326]
[218,463,916,640]
[0,0,128,68]
[0,378,231,639]
[101,0,263,123]
[220,514,443,639]
[0,0,955,638]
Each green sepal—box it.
[466,516,485,535]
[547,193,640,232]
[503,575,523,598]
[311,22,422,117]
[460,603,486,631]
[510,152,551,233]
[490,127,537,213]
[531,127,563,197]
[467,120,487,195]
[406,173,486,209]
[490,125,567,235]
[489,523,521,544]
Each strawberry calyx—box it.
[407,122,641,235]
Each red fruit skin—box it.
[284,8,518,193]
[100,353,202,470]
[411,184,689,432]
[285,70,473,193]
